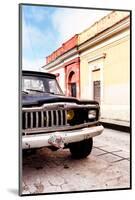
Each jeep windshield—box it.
[22,75,63,95]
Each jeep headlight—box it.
[88,110,96,119]
[67,110,75,121]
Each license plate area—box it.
[48,135,64,148]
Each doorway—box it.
[71,82,76,97]
[68,71,77,97]
[92,69,101,104]
[93,80,101,103]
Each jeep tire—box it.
[69,138,93,159]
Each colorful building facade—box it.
[43,11,130,124]
[43,35,80,98]
[78,11,130,123]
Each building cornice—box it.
[43,47,79,70]
[78,11,130,44]
[48,57,80,73]
[78,16,130,53]
[46,34,78,64]
[88,53,106,63]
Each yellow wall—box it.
[92,70,100,81]
[80,30,130,92]
[80,29,130,121]
[103,38,130,86]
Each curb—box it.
[100,121,130,133]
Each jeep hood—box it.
[22,93,98,107]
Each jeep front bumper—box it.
[22,125,104,149]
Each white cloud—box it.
[22,19,46,71]
[22,58,45,71]
[52,8,111,44]
[22,15,52,71]
[22,17,47,52]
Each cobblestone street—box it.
[22,128,130,194]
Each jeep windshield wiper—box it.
[26,89,46,93]
[22,90,29,94]
[23,89,63,95]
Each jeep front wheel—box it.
[69,138,93,159]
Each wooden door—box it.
[93,80,100,103]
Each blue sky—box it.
[22,5,110,71]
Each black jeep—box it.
[22,70,104,159]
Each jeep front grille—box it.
[22,103,99,135]
[22,109,68,130]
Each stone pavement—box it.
[21,128,130,195]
